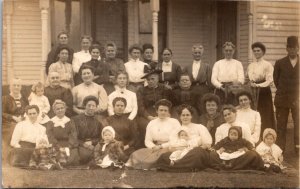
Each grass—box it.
[2,128,299,188]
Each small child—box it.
[169,128,198,166]
[29,136,62,170]
[212,126,254,169]
[28,82,50,124]
[92,126,127,169]
[256,128,284,173]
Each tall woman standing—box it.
[247,42,276,133]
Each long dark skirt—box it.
[67,146,93,165]
[209,150,265,170]
[256,86,276,133]
[8,141,36,167]
[155,147,210,172]
[2,122,17,163]
[136,117,150,149]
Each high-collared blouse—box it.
[247,58,274,88]
[211,59,244,88]
[236,107,261,144]
[108,86,138,120]
[72,82,108,110]
[124,59,147,83]
[49,61,74,89]
[72,50,93,73]
[10,120,47,148]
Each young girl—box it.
[211,126,255,169]
[28,82,50,124]
[256,128,284,173]
[93,126,127,169]
[29,136,61,170]
[169,128,198,166]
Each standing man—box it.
[274,36,299,154]
[183,44,213,114]
[46,31,74,75]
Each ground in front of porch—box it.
[2,128,299,188]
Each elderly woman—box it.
[44,72,73,118]
[106,97,138,159]
[235,90,261,145]
[104,41,125,78]
[49,45,74,89]
[80,44,110,85]
[2,78,28,162]
[72,35,93,85]
[157,48,182,90]
[156,104,212,172]
[9,105,47,167]
[108,71,138,120]
[125,99,181,170]
[211,42,244,104]
[124,44,148,92]
[215,104,253,145]
[247,42,276,133]
[199,93,225,144]
[69,96,104,165]
[170,73,201,121]
[46,99,79,164]
[72,65,108,115]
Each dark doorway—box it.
[91,0,128,60]
[216,1,237,60]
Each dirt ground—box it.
[2,128,299,188]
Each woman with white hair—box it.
[45,100,77,166]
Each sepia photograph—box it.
[1,0,299,188]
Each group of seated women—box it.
[2,39,283,173]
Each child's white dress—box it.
[28,93,50,124]
[256,141,284,168]
[169,138,198,162]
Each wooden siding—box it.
[10,0,42,85]
[237,1,249,70]
[254,1,300,65]
[127,0,139,60]
[168,0,215,68]
[2,5,8,85]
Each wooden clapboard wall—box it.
[167,0,216,68]
[8,0,42,85]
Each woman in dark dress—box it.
[246,42,276,133]
[106,97,138,159]
[80,44,110,85]
[69,95,104,165]
[2,78,28,163]
[199,93,225,144]
[156,105,212,172]
[45,100,77,165]
[157,48,182,90]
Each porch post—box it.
[40,0,50,83]
[248,2,254,64]
[151,0,160,61]
[5,1,13,83]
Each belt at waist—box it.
[221,82,233,86]
[153,141,168,145]
[253,80,266,84]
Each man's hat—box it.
[141,67,163,79]
[287,36,299,48]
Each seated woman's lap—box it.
[9,141,36,167]
[156,147,210,172]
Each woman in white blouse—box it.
[9,105,47,167]
[124,44,147,92]
[235,90,261,145]
[108,71,138,120]
[247,42,276,134]
[125,99,181,170]
[156,104,212,172]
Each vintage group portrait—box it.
[1,0,299,188]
